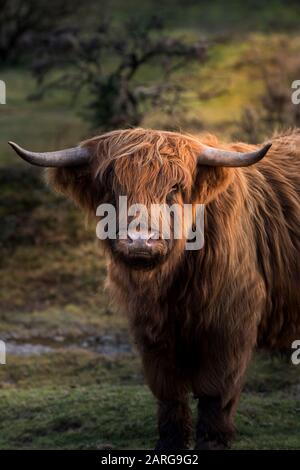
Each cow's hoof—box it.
[194,439,227,450]
[155,438,188,451]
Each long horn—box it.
[197,143,272,167]
[8,141,90,167]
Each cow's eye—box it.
[170,184,179,193]
[166,185,179,201]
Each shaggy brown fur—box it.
[47,128,300,450]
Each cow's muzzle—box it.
[112,230,170,269]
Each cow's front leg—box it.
[141,348,192,450]
[155,398,191,451]
[194,393,239,449]
[192,322,257,450]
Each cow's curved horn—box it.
[8,141,90,167]
[197,143,272,167]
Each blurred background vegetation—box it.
[0,0,300,449]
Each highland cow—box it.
[9,128,300,450]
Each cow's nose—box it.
[127,231,157,252]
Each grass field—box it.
[0,350,299,449]
[0,3,300,449]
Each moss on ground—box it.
[0,351,299,449]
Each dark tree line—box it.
[29,17,207,130]
[0,0,81,64]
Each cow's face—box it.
[9,128,271,272]
[95,135,195,270]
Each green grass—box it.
[0,351,299,449]
[0,351,142,390]
[0,384,156,449]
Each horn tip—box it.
[8,141,22,155]
[259,142,272,158]
[264,142,272,152]
[8,141,22,152]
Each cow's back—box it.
[248,130,300,349]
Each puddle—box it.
[5,333,133,357]
[6,343,54,356]
[79,334,132,355]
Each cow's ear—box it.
[193,166,234,203]
[46,166,96,216]
[45,139,106,216]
